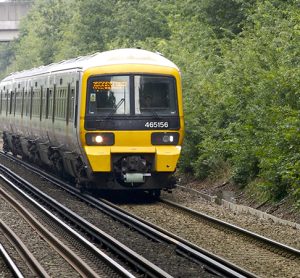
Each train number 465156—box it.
[145,122,169,128]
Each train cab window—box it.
[86,75,130,115]
[134,75,177,116]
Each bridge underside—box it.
[0,2,31,42]
[0,21,20,42]
[0,31,19,42]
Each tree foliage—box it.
[1,0,300,206]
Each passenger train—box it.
[0,48,184,195]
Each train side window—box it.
[15,90,19,115]
[9,91,13,115]
[66,84,71,124]
[54,87,67,120]
[29,88,33,119]
[32,90,36,116]
[14,89,20,115]
[69,87,75,122]
[6,90,9,116]
[48,89,53,119]
[34,87,42,118]
[25,90,31,117]
[9,91,12,114]
[21,88,25,117]
[62,88,67,119]
[45,88,50,119]
[13,90,16,115]
[62,89,66,119]
[40,86,43,121]
[32,89,39,117]
[74,81,79,127]
[24,91,28,116]
[0,90,2,114]
[52,85,56,122]
[56,88,61,119]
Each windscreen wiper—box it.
[104,98,125,120]
[143,108,162,120]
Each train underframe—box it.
[2,131,176,195]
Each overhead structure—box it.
[0,1,32,42]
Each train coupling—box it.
[123,173,151,183]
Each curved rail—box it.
[0,243,24,278]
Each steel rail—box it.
[0,218,49,278]
[93,197,255,278]
[160,198,300,257]
[0,175,137,278]
[0,153,255,278]
[0,243,24,278]
[0,163,171,278]
[0,183,108,278]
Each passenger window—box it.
[6,90,9,115]
[29,89,33,119]
[21,88,25,117]
[9,91,13,114]
[45,88,50,119]
[15,90,22,115]
[40,87,43,121]
[0,90,2,114]
[48,88,54,120]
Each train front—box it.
[79,51,184,193]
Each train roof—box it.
[2,48,179,82]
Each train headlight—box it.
[151,132,179,145]
[86,133,114,146]
[95,135,103,143]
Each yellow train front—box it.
[80,50,184,193]
[0,49,184,194]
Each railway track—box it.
[119,198,300,277]
[160,198,300,256]
[0,151,253,277]
[0,242,24,278]
[1,176,136,277]
[0,216,50,277]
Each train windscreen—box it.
[134,75,177,115]
[86,75,177,116]
[87,75,130,115]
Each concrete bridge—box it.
[0,2,32,42]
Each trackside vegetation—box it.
[0,0,299,207]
